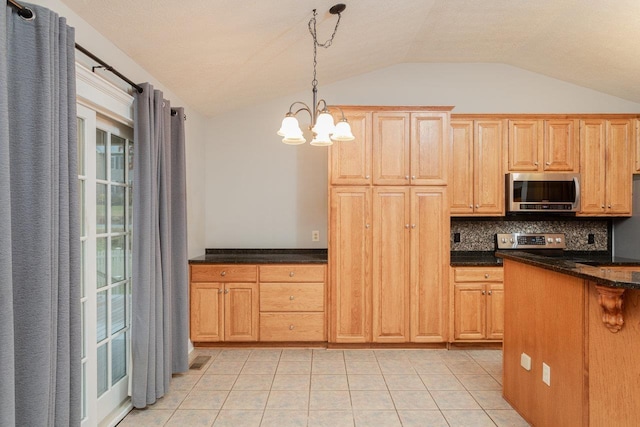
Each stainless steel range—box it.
[496,232,566,251]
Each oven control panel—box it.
[496,233,566,250]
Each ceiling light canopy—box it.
[277,4,355,146]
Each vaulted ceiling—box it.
[61,0,640,117]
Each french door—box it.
[77,103,134,426]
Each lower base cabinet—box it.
[450,266,504,342]
[189,263,326,343]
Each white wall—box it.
[206,63,640,249]
[29,0,208,258]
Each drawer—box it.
[453,267,503,282]
[260,283,324,312]
[259,265,326,282]
[191,265,257,282]
[259,313,325,341]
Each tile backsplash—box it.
[451,219,610,251]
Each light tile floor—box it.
[118,348,529,427]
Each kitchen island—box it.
[498,251,640,426]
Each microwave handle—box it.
[573,175,581,209]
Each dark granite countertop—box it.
[497,251,640,290]
[189,249,327,264]
[450,251,503,267]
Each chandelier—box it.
[277,4,355,146]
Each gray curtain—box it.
[132,83,189,408]
[0,3,80,426]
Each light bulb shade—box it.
[311,112,336,135]
[310,132,333,146]
[277,115,302,137]
[331,120,355,141]
[282,134,306,145]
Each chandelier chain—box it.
[308,8,343,91]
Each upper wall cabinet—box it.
[450,118,505,216]
[372,111,449,186]
[579,119,634,216]
[507,119,579,172]
[329,109,372,185]
[636,119,640,174]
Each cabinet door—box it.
[191,283,224,342]
[580,120,607,214]
[224,283,259,341]
[474,120,505,215]
[372,188,410,343]
[411,112,448,185]
[329,110,372,185]
[411,187,449,342]
[606,120,633,215]
[450,120,474,214]
[372,112,410,185]
[486,284,504,340]
[330,187,372,343]
[508,120,542,171]
[453,284,486,340]
[544,119,579,172]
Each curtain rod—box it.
[7,0,185,118]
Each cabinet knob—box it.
[488,290,493,296]
[290,295,295,300]
[218,289,223,294]
[482,290,486,295]
[365,224,370,229]
[534,162,538,166]
[289,271,295,277]
[289,325,295,330]
[405,175,409,180]
[469,205,473,209]
[608,205,611,208]
[411,175,416,180]
[601,205,605,209]
[475,205,479,209]
[220,271,226,277]
[224,289,229,294]
[405,224,410,229]
[365,175,370,179]
[411,224,416,229]
[485,273,489,279]
[546,162,550,165]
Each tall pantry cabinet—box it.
[328,106,452,344]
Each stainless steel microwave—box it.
[506,173,580,213]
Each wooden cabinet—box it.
[372,188,410,343]
[259,264,326,342]
[336,186,449,344]
[507,119,579,172]
[579,119,633,216]
[329,109,372,185]
[450,119,504,216]
[450,267,504,341]
[329,187,372,343]
[190,265,259,342]
[372,111,449,186]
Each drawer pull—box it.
[289,271,295,277]
[220,271,226,277]
[488,290,493,296]
[482,290,486,295]
[485,273,489,279]
[290,295,295,300]
[289,325,295,330]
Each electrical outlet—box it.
[520,353,532,371]
[454,232,461,243]
[588,233,595,244]
[542,362,551,386]
[312,230,320,242]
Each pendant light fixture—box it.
[277,4,355,146]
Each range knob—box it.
[509,238,515,243]
[555,238,562,243]
[547,237,553,243]
[501,237,507,243]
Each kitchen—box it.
[5,1,640,427]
